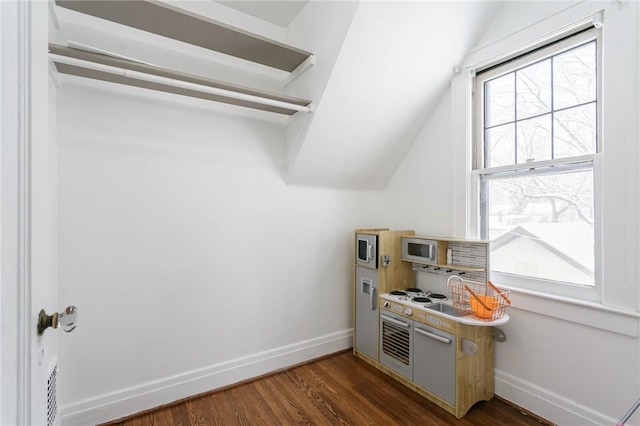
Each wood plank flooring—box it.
[104,351,551,426]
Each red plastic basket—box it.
[447,276,511,321]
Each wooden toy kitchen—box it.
[353,228,510,419]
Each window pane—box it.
[553,42,596,110]
[517,114,552,163]
[554,103,596,158]
[486,124,515,167]
[485,73,515,127]
[516,59,551,119]
[485,169,594,286]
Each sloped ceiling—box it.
[51,1,503,190]
[286,1,504,189]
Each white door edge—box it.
[2,1,41,424]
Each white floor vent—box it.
[47,364,58,426]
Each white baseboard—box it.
[61,329,353,426]
[495,369,619,426]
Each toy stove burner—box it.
[429,293,447,300]
[383,289,448,307]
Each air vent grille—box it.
[47,364,58,426]
[382,322,410,365]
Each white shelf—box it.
[55,0,313,72]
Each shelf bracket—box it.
[284,55,316,87]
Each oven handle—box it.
[380,314,410,328]
[414,327,452,344]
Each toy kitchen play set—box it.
[353,229,510,419]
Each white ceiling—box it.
[217,1,309,27]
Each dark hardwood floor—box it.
[105,351,551,426]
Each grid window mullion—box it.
[484,83,489,168]
[484,42,597,168]
[550,56,555,159]
[513,72,518,164]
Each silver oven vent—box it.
[382,322,410,365]
[47,364,58,426]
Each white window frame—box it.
[453,3,640,336]
[472,27,603,302]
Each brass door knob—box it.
[38,306,78,335]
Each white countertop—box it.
[379,293,510,326]
[447,311,510,326]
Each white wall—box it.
[382,90,453,236]
[384,2,640,425]
[56,80,384,425]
